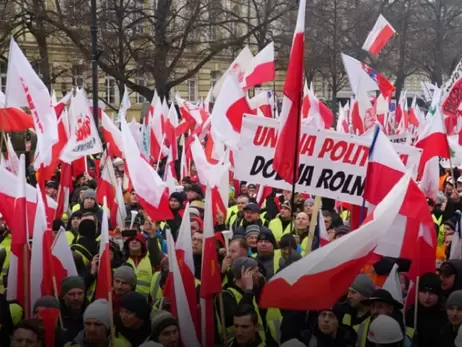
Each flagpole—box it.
[359,124,381,224]
[90,0,99,128]
[413,276,420,331]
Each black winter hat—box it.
[257,229,277,249]
[419,272,442,296]
[185,184,204,198]
[120,292,150,320]
[169,192,186,205]
[280,234,297,250]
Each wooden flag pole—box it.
[218,292,228,346]
[23,243,30,319]
[108,290,116,346]
[413,276,420,332]
[305,196,322,255]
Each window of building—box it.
[210,70,221,88]
[0,61,6,93]
[104,75,117,105]
[126,0,144,34]
[32,61,43,78]
[136,73,146,104]
[188,77,197,101]
[72,64,85,87]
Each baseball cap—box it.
[439,262,457,277]
[244,203,260,213]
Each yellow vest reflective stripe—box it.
[340,210,350,222]
[228,337,265,347]
[226,205,239,224]
[96,235,101,242]
[150,271,163,302]
[10,303,23,326]
[225,287,266,343]
[342,313,364,332]
[268,218,292,242]
[252,250,282,275]
[86,281,96,302]
[266,307,282,345]
[356,317,371,347]
[127,256,153,297]
[0,234,12,248]
[71,244,91,265]
[71,204,80,213]
[65,231,76,245]
[0,248,11,294]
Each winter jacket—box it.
[405,303,448,347]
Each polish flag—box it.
[256,185,273,207]
[180,138,191,180]
[342,54,382,95]
[248,91,273,118]
[210,151,230,220]
[30,185,55,313]
[212,46,253,97]
[243,42,275,90]
[95,199,112,300]
[54,162,72,220]
[200,187,223,345]
[166,229,201,347]
[211,73,255,150]
[97,157,126,228]
[117,85,132,122]
[0,163,57,240]
[260,173,411,310]
[273,0,306,184]
[40,111,70,181]
[360,63,395,99]
[165,103,179,161]
[415,108,450,177]
[6,38,58,167]
[0,90,34,132]
[6,135,20,175]
[102,111,123,158]
[51,227,78,294]
[302,81,334,129]
[6,155,30,314]
[362,14,396,56]
[60,89,103,163]
[149,95,165,160]
[175,203,199,336]
[120,116,173,221]
[53,92,72,119]
[337,103,349,133]
[364,127,435,274]
[317,211,330,247]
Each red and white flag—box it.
[102,111,123,158]
[260,173,411,310]
[243,42,275,90]
[210,73,254,150]
[51,227,78,294]
[362,14,396,56]
[117,85,132,122]
[60,89,103,163]
[273,0,306,184]
[0,90,34,132]
[6,155,30,313]
[95,199,112,300]
[6,38,58,167]
[166,229,201,347]
[120,117,173,221]
[30,184,54,313]
[54,162,73,220]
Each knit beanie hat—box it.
[150,310,178,342]
[257,229,277,249]
[280,339,306,347]
[84,299,111,330]
[33,296,60,312]
[350,274,376,298]
[61,276,85,296]
[418,272,442,296]
[319,303,344,323]
[280,234,297,250]
[231,257,258,279]
[82,189,97,200]
[446,290,462,309]
[114,266,137,288]
[169,192,185,206]
[245,224,260,238]
[120,292,150,320]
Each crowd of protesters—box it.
[1,151,462,347]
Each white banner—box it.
[235,116,422,205]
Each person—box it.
[229,304,265,347]
[439,260,462,301]
[116,292,152,346]
[245,225,260,255]
[221,238,250,288]
[268,201,293,242]
[148,310,180,347]
[293,212,309,252]
[46,180,59,200]
[191,231,203,279]
[65,299,130,346]
[113,265,137,313]
[11,319,44,347]
[405,272,447,347]
[165,192,185,240]
[184,184,203,203]
[439,290,462,347]
[227,195,250,230]
[279,234,300,263]
[342,274,375,329]
[76,189,105,223]
[32,296,66,347]
[253,230,281,280]
[60,276,87,342]
[367,314,404,347]
[235,203,271,236]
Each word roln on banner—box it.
[235,116,422,205]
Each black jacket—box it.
[60,298,88,343]
[438,323,459,347]
[406,303,448,347]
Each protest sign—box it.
[234,116,422,205]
